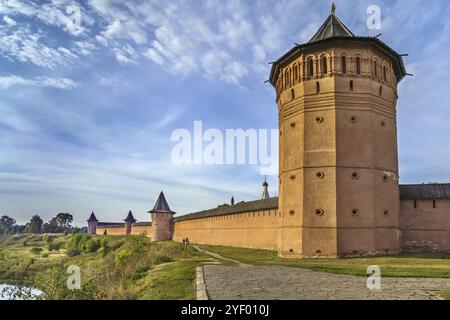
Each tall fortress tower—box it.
[269,5,407,257]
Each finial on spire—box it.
[331,2,336,15]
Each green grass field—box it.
[199,245,450,278]
[0,234,213,299]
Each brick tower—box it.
[87,212,98,235]
[124,210,137,235]
[149,191,175,241]
[269,5,407,257]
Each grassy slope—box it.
[0,234,213,299]
[199,245,450,278]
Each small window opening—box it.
[341,56,347,73]
[316,81,320,94]
[413,200,417,209]
[433,200,436,209]
[308,58,314,77]
[321,56,327,75]
[349,80,354,92]
[356,57,361,74]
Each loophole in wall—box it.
[289,210,295,216]
[290,122,296,129]
[351,172,359,180]
[315,209,324,216]
[315,116,324,123]
[316,171,325,179]
[384,209,389,216]
[290,175,296,181]
[352,209,360,216]
[381,121,386,127]
[350,116,358,123]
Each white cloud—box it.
[3,15,17,26]
[0,75,77,90]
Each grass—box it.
[199,245,450,278]
[0,234,213,299]
[439,291,450,300]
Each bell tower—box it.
[269,5,406,257]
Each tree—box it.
[0,215,16,234]
[27,215,43,234]
[42,213,74,234]
[55,213,73,229]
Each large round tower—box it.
[269,5,407,257]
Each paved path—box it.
[202,265,450,300]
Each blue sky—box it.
[0,0,449,226]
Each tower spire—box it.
[261,176,270,200]
[331,2,336,15]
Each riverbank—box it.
[0,234,213,299]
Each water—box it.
[0,284,43,300]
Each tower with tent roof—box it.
[269,4,406,257]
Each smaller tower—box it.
[124,210,137,235]
[87,212,98,235]
[261,176,270,200]
[231,196,235,205]
[149,191,176,241]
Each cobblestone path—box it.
[202,265,450,300]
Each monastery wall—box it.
[131,225,152,236]
[172,208,279,250]
[400,199,450,252]
[96,226,125,236]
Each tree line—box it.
[0,213,80,234]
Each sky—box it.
[0,0,449,226]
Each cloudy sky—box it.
[0,0,449,226]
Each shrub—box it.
[63,230,69,236]
[82,239,100,253]
[31,247,43,254]
[42,253,49,258]
[100,238,109,255]
[67,247,81,257]
[48,242,60,251]
[43,235,54,243]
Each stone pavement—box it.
[202,265,450,300]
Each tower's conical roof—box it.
[87,212,98,222]
[309,4,354,43]
[149,191,175,214]
[124,210,137,223]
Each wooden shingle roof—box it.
[399,184,450,200]
[174,197,279,222]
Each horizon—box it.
[1,0,450,226]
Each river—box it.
[0,284,43,300]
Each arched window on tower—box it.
[321,56,328,75]
[383,66,387,82]
[356,57,361,75]
[341,56,347,73]
[285,70,290,87]
[307,58,314,77]
[293,64,298,81]
[373,60,378,77]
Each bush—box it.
[67,247,81,257]
[48,241,60,251]
[100,238,109,255]
[43,235,54,243]
[42,253,49,258]
[31,247,43,254]
[63,230,69,236]
[82,239,100,253]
